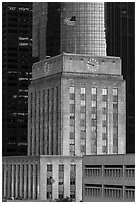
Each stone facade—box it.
[2,155,82,201]
[28,53,126,156]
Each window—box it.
[125,186,135,201]
[91,100,96,107]
[47,164,52,172]
[59,164,64,172]
[113,88,118,96]
[104,165,123,178]
[85,185,102,197]
[125,165,135,179]
[81,87,86,94]
[91,87,97,95]
[104,185,123,200]
[70,86,75,93]
[102,88,108,95]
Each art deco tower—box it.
[33,2,106,61]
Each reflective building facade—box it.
[2,2,32,156]
[33,2,106,61]
[106,3,135,153]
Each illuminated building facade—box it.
[33,2,106,62]
[28,53,126,156]
[2,2,32,156]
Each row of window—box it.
[47,164,76,200]
[85,185,135,201]
[85,165,135,179]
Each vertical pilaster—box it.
[36,92,39,155]
[75,86,80,156]
[44,90,48,155]
[52,162,59,199]
[15,164,18,199]
[108,87,113,154]
[28,92,31,155]
[62,79,70,155]
[86,85,91,155]
[11,164,14,198]
[97,87,102,154]
[32,164,36,199]
[23,164,27,199]
[32,92,35,155]
[39,159,47,200]
[53,88,57,155]
[64,161,70,197]
[28,164,31,199]
[49,89,52,155]
[19,164,23,198]
[76,160,82,201]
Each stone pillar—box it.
[52,162,59,200]
[32,164,36,199]
[32,93,35,155]
[97,87,102,154]
[64,161,70,198]
[44,91,48,155]
[7,164,11,198]
[40,91,43,155]
[39,159,47,200]
[108,87,113,154]
[86,85,91,155]
[23,164,27,199]
[76,160,82,201]
[28,93,31,155]
[15,164,18,199]
[49,89,52,155]
[11,164,14,198]
[62,80,70,155]
[36,92,39,155]
[28,164,31,199]
[75,86,81,156]
[19,165,23,198]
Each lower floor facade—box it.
[83,154,135,202]
[2,155,82,201]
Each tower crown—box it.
[32,53,122,80]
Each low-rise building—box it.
[83,154,135,202]
[2,155,82,201]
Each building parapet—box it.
[32,53,122,80]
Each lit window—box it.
[113,88,118,96]
[91,87,97,95]
[81,100,85,106]
[102,88,108,95]
[91,100,96,107]
[70,86,75,93]
[81,87,86,94]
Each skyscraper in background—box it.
[106,2,135,153]
[2,2,32,156]
[33,2,107,61]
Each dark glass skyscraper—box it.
[106,2,135,153]
[2,2,32,156]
